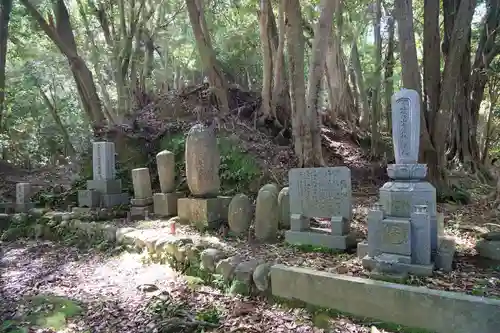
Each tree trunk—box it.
[438,0,477,170]
[186,0,230,114]
[383,15,395,132]
[258,0,274,121]
[351,39,370,130]
[370,0,382,156]
[305,0,337,166]
[0,0,12,152]
[395,0,445,190]
[272,0,290,127]
[21,0,106,128]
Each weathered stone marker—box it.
[255,184,279,241]
[359,89,455,277]
[278,187,290,229]
[228,194,252,235]
[177,124,230,229]
[285,166,354,249]
[15,182,34,212]
[78,141,128,209]
[130,168,153,217]
[153,150,185,217]
[185,124,220,197]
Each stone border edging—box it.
[270,264,500,333]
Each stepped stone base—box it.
[15,203,36,213]
[178,196,231,229]
[130,205,153,218]
[362,255,434,277]
[285,230,356,250]
[131,197,153,206]
[87,179,122,194]
[101,193,129,207]
[78,190,100,208]
[153,192,184,217]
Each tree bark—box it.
[383,15,395,132]
[185,0,230,114]
[305,0,337,166]
[370,0,382,156]
[395,0,445,190]
[21,0,106,128]
[258,0,274,121]
[0,0,12,159]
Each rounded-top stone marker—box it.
[156,150,175,193]
[185,124,220,197]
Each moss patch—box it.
[2,295,83,332]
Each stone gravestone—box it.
[153,150,185,217]
[177,124,231,229]
[284,166,355,250]
[358,89,455,277]
[130,168,153,217]
[15,182,34,212]
[77,141,128,209]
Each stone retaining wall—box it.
[271,265,500,333]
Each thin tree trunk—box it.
[185,0,230,114]
[383,15,395,132]
[370,0,382,156]
[0,0,13,159]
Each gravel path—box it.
[0,240,403,333]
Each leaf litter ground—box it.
[2,239,413,333]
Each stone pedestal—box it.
[130,168,153,218]
[360,164,455,277]
[153,192,184,217]
[283,167,354,250]
[177,196,231,229]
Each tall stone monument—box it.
[358,89,455,277]
[153,150,185,217]
[78,141,128,209]
[177,124,231,229]
[284,166,355,250]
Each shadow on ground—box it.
[0,240,177,332]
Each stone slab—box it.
[330,216,349,235]
[379,218,411,256]
[356,241,368,259]
[0,202,15,214]
[15,203,35,213]
[270,264,500,333]
[87,179,122,194]
[285,230,355,250]
[131,168,153,199]
[101,193,129,208]
[153,192,184,217]
[290,213,309,231]
[92,141,116,180]
[131,197,153,206]
[435,236,456,272]
[476,240,500,261]
[16,183,32,204]
[72,207,92,214]
[362,256,433,277]
[78,190,100,208]
[391,88,420,164]
[289,167,352,220]
[130,205,153,217]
